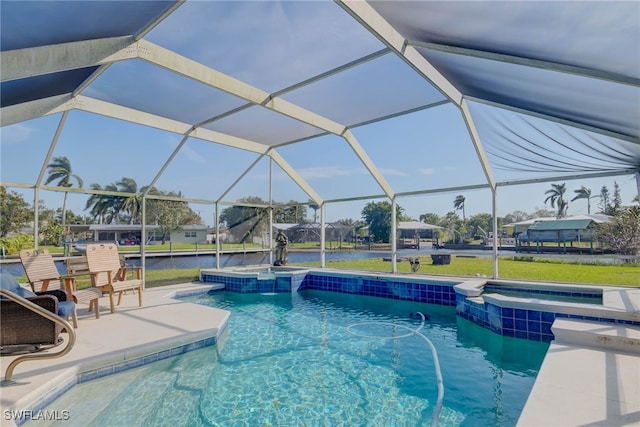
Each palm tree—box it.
[571,186,595,214]
[45,156,83,226]
[116,177,140,224]
[308,199,320,223]
[419,212,440,225]
[85,183,119,224]
[544,183,568,218]
[453,195,466,221]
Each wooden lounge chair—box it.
[19,249,102,327]
[85,242,143,313]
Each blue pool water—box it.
[28,290,548,426]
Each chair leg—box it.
[70,310,78,329]
[109,290,115,314]
[93,299,100,319]
[138,286,143,306]
[117,290,123,305]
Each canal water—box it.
[1,250,391,278]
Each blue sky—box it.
[1,0,638,226]
[2,107,637,226]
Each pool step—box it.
[208,283,225,291]
[552,318,640,354]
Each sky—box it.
[1,1,638,227]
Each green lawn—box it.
[292,256,640,287]
[33,246,640,288]
[145,268,201,288]
[144,255,638,287]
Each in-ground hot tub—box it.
[454,279,639,341]
[200,266,309,294]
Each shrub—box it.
[597,206,640,256]
[0,234,34,255]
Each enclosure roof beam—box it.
[137,39,396,198]
[461,99,496,190]
[342,130,394,198]
[216,154,267,204]
[138,40,347,135]
[0,37,136,82]
[34,112,69,188]
[407,40,640,87]
[269,149,323,205]
[0,94,71,127]
[68,96,269,154]
[336,0,462,106]
[465,96,639,145]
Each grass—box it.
[292,256,640,287]
[140,255,638,287]
[144,268,201,288]
[26,247,640,288]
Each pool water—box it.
[28,290,548,426]
[482,286,603,305]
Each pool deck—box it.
[0,282,229,426]
[517,289,640,426]
[518,320,640,426]
[1,282,639,426]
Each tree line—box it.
[2,156,638,254]
[543,182,627,218]
[0,156,202,246]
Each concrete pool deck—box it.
[1,282,638,426]
[0,282,229,426]
[518,319,640,426]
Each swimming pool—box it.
[27,290,548,426]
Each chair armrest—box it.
[37,289,69,302]
[1,294,58,315]
[120,266,142,280]
[89,270,116,287]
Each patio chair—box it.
[0,269,71,352]
[85,242,143,313]
[19,249,102,327]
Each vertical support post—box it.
[391,196,397,273]
[141,196,146,289]
[269,157,274,266]
[33,188,40,250]
[492,187,499,279]
[215,203,220,270]
[320,204,326,268]
[34,111,68,251]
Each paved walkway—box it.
[0,283,229,425]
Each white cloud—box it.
[379,168,408,177]
[298,166,370,180]
[0,123,33,144]
[178,143,207,164]
[417,168,435,175]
